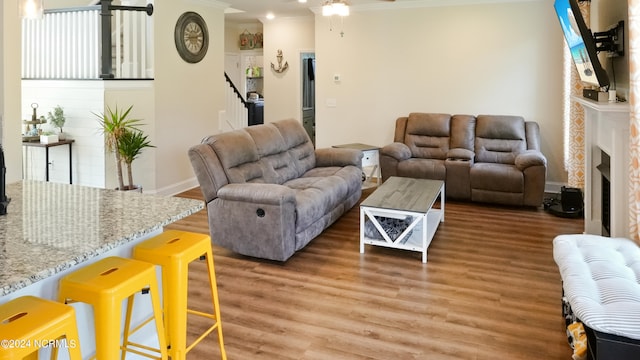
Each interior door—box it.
[301,52,315,146]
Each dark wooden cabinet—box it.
[247,101,263,126]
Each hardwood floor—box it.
[166,187,584,359]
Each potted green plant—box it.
[46,105,66,140]
[94,105,144,191]
[117,128,154,191]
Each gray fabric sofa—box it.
[380,113,547,207]
[188,119,363,261]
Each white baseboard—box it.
[152,177,200,196]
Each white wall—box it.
[21,81,157,190]
[152,1,226,195]
[312,0,567,184]
[263,17,315,124]
[3,1,23,184]
[22,80,108,187]
[594,0,629,97]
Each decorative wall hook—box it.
[271,49,289,73]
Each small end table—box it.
[333,143,381,188]
[22,139,74,184]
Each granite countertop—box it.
[0,180,204,297]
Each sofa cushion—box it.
[397,158,446,180]
[475,115,527,164]
[272,119,316,176]
[404,113,451,160]
[245,124,299,184]
[209,129,264,183]
[284,175,349,233]
[450,114,476,151]
[470,163,523,192]
[303,166,362,198]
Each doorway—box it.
[301,52,315,146]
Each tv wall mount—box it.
[593,20,624,57]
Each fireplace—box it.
[575,96,630,238]
[597,150,610,236]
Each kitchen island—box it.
[0,180,204,358]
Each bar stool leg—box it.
[50,319,83,360]
[165,263,188,360]
[150,282,168,360]
[122,295,135,360]
[93,298,122,359]
[205,250,227,360]
[121,285,168,360]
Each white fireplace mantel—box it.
[573,96,630,238]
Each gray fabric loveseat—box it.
[380,113,547,207]
[188,119,363,261]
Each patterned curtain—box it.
[564,1,591,189]
[629,0,640,240]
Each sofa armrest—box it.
[315,148,363,168]
[380,142,411,161]
[210,183,298,261]
[446,148,475,162]
[217,183,296,205]
[515,150,547,171]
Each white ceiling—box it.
[222,0,536,23]
[223,0,398,23]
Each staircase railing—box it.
[224,72,248,130]
[21,1,154,80]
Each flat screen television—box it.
[554,0,609,88]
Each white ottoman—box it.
[553,234,640,359]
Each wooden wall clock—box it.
[174,12,209,63]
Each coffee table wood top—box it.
[361,176,443,213]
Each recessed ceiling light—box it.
[298,0,307,3]
[266,12,275,20]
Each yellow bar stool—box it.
[0,295,82,360]
[132,230,226,360]
[58,256,168,360]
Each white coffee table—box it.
[359,177,445,263]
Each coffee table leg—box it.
[440,184,445,222]
[422,214,428,263]
[359,207,365,254]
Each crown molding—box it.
[185,0,228,10]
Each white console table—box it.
[573,96,630,238]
